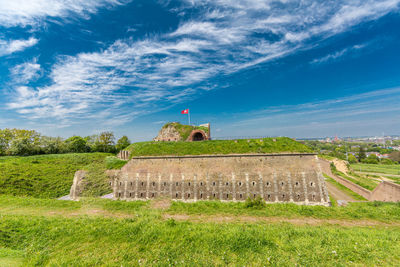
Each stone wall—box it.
[110,154,329,205]
[117,150,131,160]
[69,170,87,200]
[153,124,182,141]
[370,181,400,202]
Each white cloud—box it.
[0,37,38,56]
[10,58,41,83]
[311,44,367,64]
[0,0,127,27]
[6,0,400,126]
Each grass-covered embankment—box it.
[351,163,400,175]
[127,137,312,156]
[0,196,400,266]
[331,163,379,191]
[0,153,126,198]
[323,174,367,201]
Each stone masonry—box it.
[109,153,330,206]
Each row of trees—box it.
[345,147,398,165]
[0,129,131,156]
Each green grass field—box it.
[351,163,400,175]
[0,153,111,198]
[126,137,312,156]
[0,196,399,266]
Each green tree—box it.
[9,138,36,156]
[41,136,66,154]
[347,154,357,164]
[96,131,116,153]
[357,147,366,161]
[363,154,379,164]
[116,136,131,151]
[65,136,88,153]
[0,129,13,155]
[7,129,41,155]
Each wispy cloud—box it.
[0,0,128,27]
[0,37,38,56]
[227,87,400,137]
[6,0,400,127]
[10,58,41,83]
[311,44,367,64]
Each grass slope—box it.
[351,163,400,175]
[323,174,367,201]
[0,153,111,198]
[331,164,378,191]
[0,196,399,266]
[127,137,311,156]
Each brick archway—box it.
[187,130,208,141]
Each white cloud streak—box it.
[6,0,400,127]
[311,44,367,64]
[0,37,38,56]
[0,0,127,27]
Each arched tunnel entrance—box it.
[193,132,205,141]
[187,130,208,141]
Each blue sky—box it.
[0,0,400,141]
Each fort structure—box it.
[108,153,330,206]
[153,122,210,142]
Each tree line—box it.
[0,129,131,156]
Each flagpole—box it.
[188,109,191,125]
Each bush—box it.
[381,158,395,165]
[348,154,357,164]
[362,154,379,164]
[244,196,266,209]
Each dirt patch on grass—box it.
[163,213,400,227]
[151,199,171,210]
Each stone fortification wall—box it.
[110,154,329,205]
[370,181,400,202]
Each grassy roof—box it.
[126,137,312,157]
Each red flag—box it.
[181,109,189,114]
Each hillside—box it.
[126,137,311,156]
[0,153,112,198]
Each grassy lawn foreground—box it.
[0,196,399,266]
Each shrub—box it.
[348,154,357,164]
[244,196,266,209]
